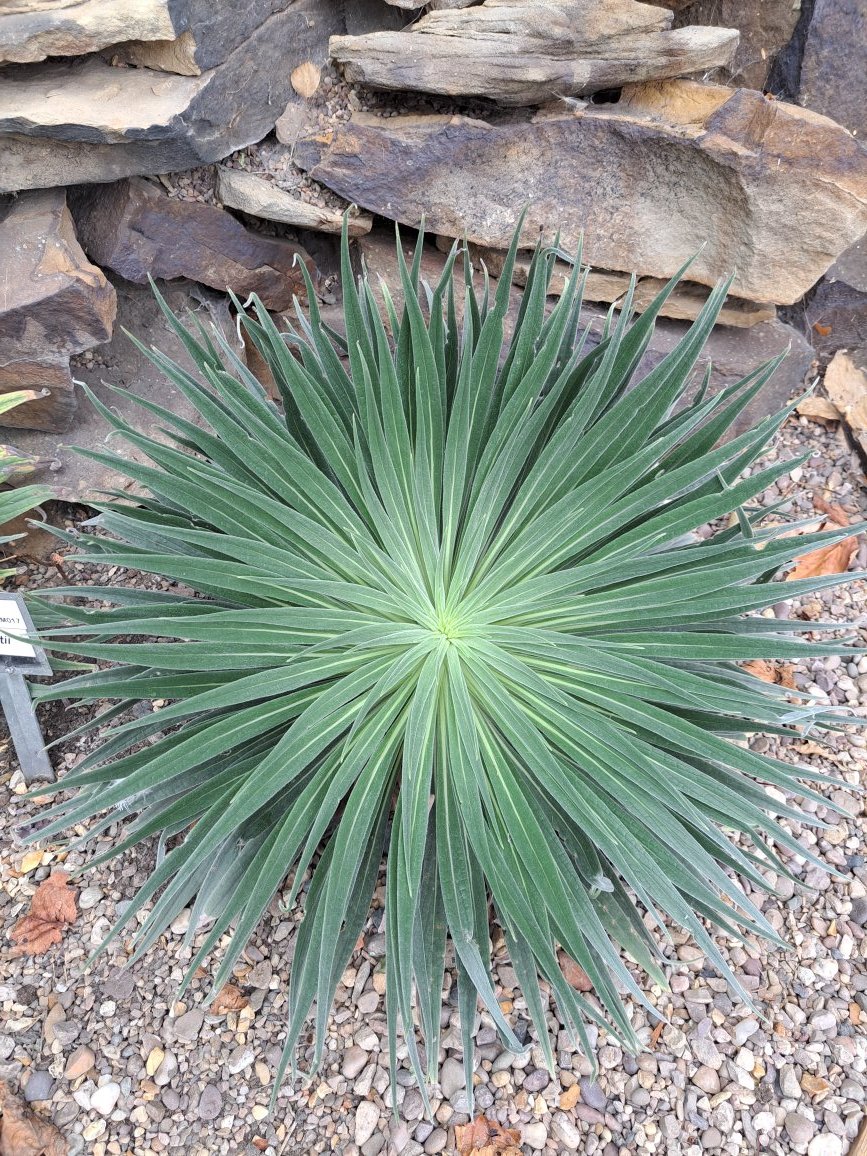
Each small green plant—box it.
[0,390,53,580]
[27,224,859,1112]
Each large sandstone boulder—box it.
[296,80,867,306]
[70,178,316,312]
[0,0,175,64]
[331,0,739,105]
[0,189,116,432]
[0,0,344,193]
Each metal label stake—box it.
[0,593,53,784]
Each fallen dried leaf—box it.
[813,496,851,528]
[788,536,858,581]
[742,660,796,689]
[557,949,592,992]
[796,396,841,421]
[0,1080,67,1156]
[209,984,249,1015]
[456,1115,522,1155]
[291,61,320,99]
[7,872,77,959]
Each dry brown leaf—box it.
[742,660,796,689]
[291,61,320,99]
[557,949,593,992]
[7,872,77,959]
[0,1081,67,1156]
[456,1115,522,1156]
[788,536,857,581]
[796,396,841,422]
[812,496,850,528]
[650,1018,666,1048]
[209,984,249,1015]
[777,665,797,690]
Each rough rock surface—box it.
[331,0,739,105]
[806,278,867,365]
[0,0,175,64]
[672,0,801,89]
[0,0,345,193]
[823,347,867,457]
[296,80,867,306]
[800,0,867,138]
[216,167,371,236]
[0,189,115,432]
[345,0,411,33]
[0,0,305,70]
[829,235,867,294]
[70,178,315,312]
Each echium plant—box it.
[25,222,860,1113]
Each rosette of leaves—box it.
[26,223,860,1112]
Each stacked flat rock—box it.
[330,0,740,105]
[296,80,867,307]
[0,0,344,192]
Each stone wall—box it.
[0,0,865,494]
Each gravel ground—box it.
[1,409,866,1156]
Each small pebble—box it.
[354,1101,380,1147]
[90,1082,121,1117]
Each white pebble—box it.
[90,1082,120,1116]
[807,1137,843,1156]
